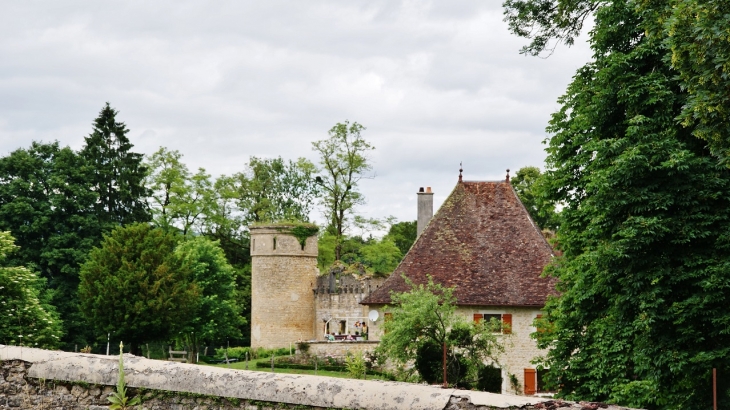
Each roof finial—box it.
[458,162,463,183]
[506,168,510,183]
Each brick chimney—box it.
[417,186,434,237]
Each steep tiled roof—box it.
[362,180,556,307]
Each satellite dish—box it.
[368,310,380,322]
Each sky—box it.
[0,1,592,231]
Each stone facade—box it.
[365,305,545,396]
[250,225,319,349]
[313,273,386,340]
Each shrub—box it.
[345,352,367,379]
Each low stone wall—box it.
[303,341,378,358]
[0,345,640,410]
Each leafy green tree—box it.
[174,236,245,361]
[78,223,199,354]
[666,0,730,162]
[384,221,417,256]
[312,121,374,260]
[358,238,402,275]
[145,147,214,235]
[0,141,100,347]
[510,166,560,230]
[377,277,503,388]
[504,0,730,164]
[0,231,63,348]
[505,0,730,408]
[80,103,150,227]
[231,156,319,225]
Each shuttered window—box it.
[474,312,512,334]
[501,314,512,334]
[535,314,545,333]
[524,368,536,395]
[384,312,392,334]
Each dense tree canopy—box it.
[510,166,560,231]
[0,141,100,347]
[384,221,417,255]
[145,147,214,235]
[174,236,245,358]
[505,0,730,408]
[0,231,63,348]
[667,0,730,161]
[78,223,199,353]
[231,156,319,225]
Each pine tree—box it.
[80,103,150,227]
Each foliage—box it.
[476,365,503,393]
[377,276,503,388]
[213,346,288,360]
[145,147,214,235]
[510,166,560,230]
[319,232,402,276]
[231,156,319,225]
[384,220,417,255]
[504,0,730,164]
[108,342,141,410]
[502,0,600,56]
[78,223,199,353]
[666,0,730,162]
[284,224,319,249]
[506,0,730,407]
[174,236,245,360]
[345,351,367,379]
[0,141,100,346]
[358,238,402,275]
[79,102,150,227]
[312,121,374,260]
[0,231,62,348]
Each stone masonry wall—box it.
[365,305,546,396]
[304,341,378,358]
[459,306,545,395]
[250,226,319,349]
[314,274,386,340]
[0,346,642,410]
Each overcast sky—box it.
[0,1,592,231]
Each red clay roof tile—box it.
[361,181,556,306]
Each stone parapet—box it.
[0,346,643,410]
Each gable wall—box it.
[364,304,544,395]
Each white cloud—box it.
[0,0,592,225]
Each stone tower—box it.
[249,224,319,349]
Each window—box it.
[524,368,554,395]
[384,312,392,334]
[524,369,536,395]
[537,368,552,393]
[473,312,512,334]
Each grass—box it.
[201,358,389,381]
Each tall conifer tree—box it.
[80,103,150,227]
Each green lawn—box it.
[202,358,388,380]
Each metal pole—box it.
[245,352,249,370]
[442,342,447,388]
[106,333,110,355]
[713,368,717,410]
